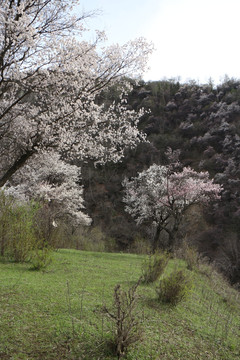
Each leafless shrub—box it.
[103,280,142,359]
[141,251,169,283]
[217,235,240,287]
[181,241,200,271]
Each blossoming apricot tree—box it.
[123,163,222,250]
[0,0,153,223]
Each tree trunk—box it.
[0,149,35,187]
[0,232,5,257]
[167,231,176,252]
[0,220,7,257]
[166,216,181,251]
[152,223,162,252]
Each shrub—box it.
[217,236,240,286]
[182,241,200,271]
[0,192,52,268]
[141,251,169,284]
[30,245,52,270]
[57,225,117,252]
[5,201,39,263]
[128,236,151,254]
[156,269,193,305]
[0,190,14,257]
[103,281,142,359]
[33,203,62,249]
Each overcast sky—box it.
[77,0,240,84]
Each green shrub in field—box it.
[156,269,193,305]
[30,245,52,270]
[5,201,39,263]
[141,251,169,284]
[0,190,14,257]
[0,191,53,268]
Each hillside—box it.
[0,249,239,359]
[81,78,240,285]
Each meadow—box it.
[0,249,239,359]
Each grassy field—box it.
[0,249,239,360]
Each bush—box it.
[33,203,63,249]
[217,236,240,286]
[182,241,200,271]
[103,280,142,359]
[0,191,14,257]
[141,251,169,284]
[57,225,117,252]
[30,245,52,270]
[128,236,151,255]
[0,191,53,268]
[5,201,39,263]
[156,269,193,305]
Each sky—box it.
[77,0,240,84]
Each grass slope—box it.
[0,249,239,359]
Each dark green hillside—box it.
[81,78,240,285]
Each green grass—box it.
[0,249,239,359]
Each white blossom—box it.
[0,0,153,223]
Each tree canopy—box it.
[123,158,222,250]
[0,0,153,223]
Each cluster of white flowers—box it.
[0,0,153,223]
[4,151,91,226]
[123,163,222,227]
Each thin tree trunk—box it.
[166,216,181,252]
[0,224,6,256]
[152,223,162,252]
[167,231,175,252]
